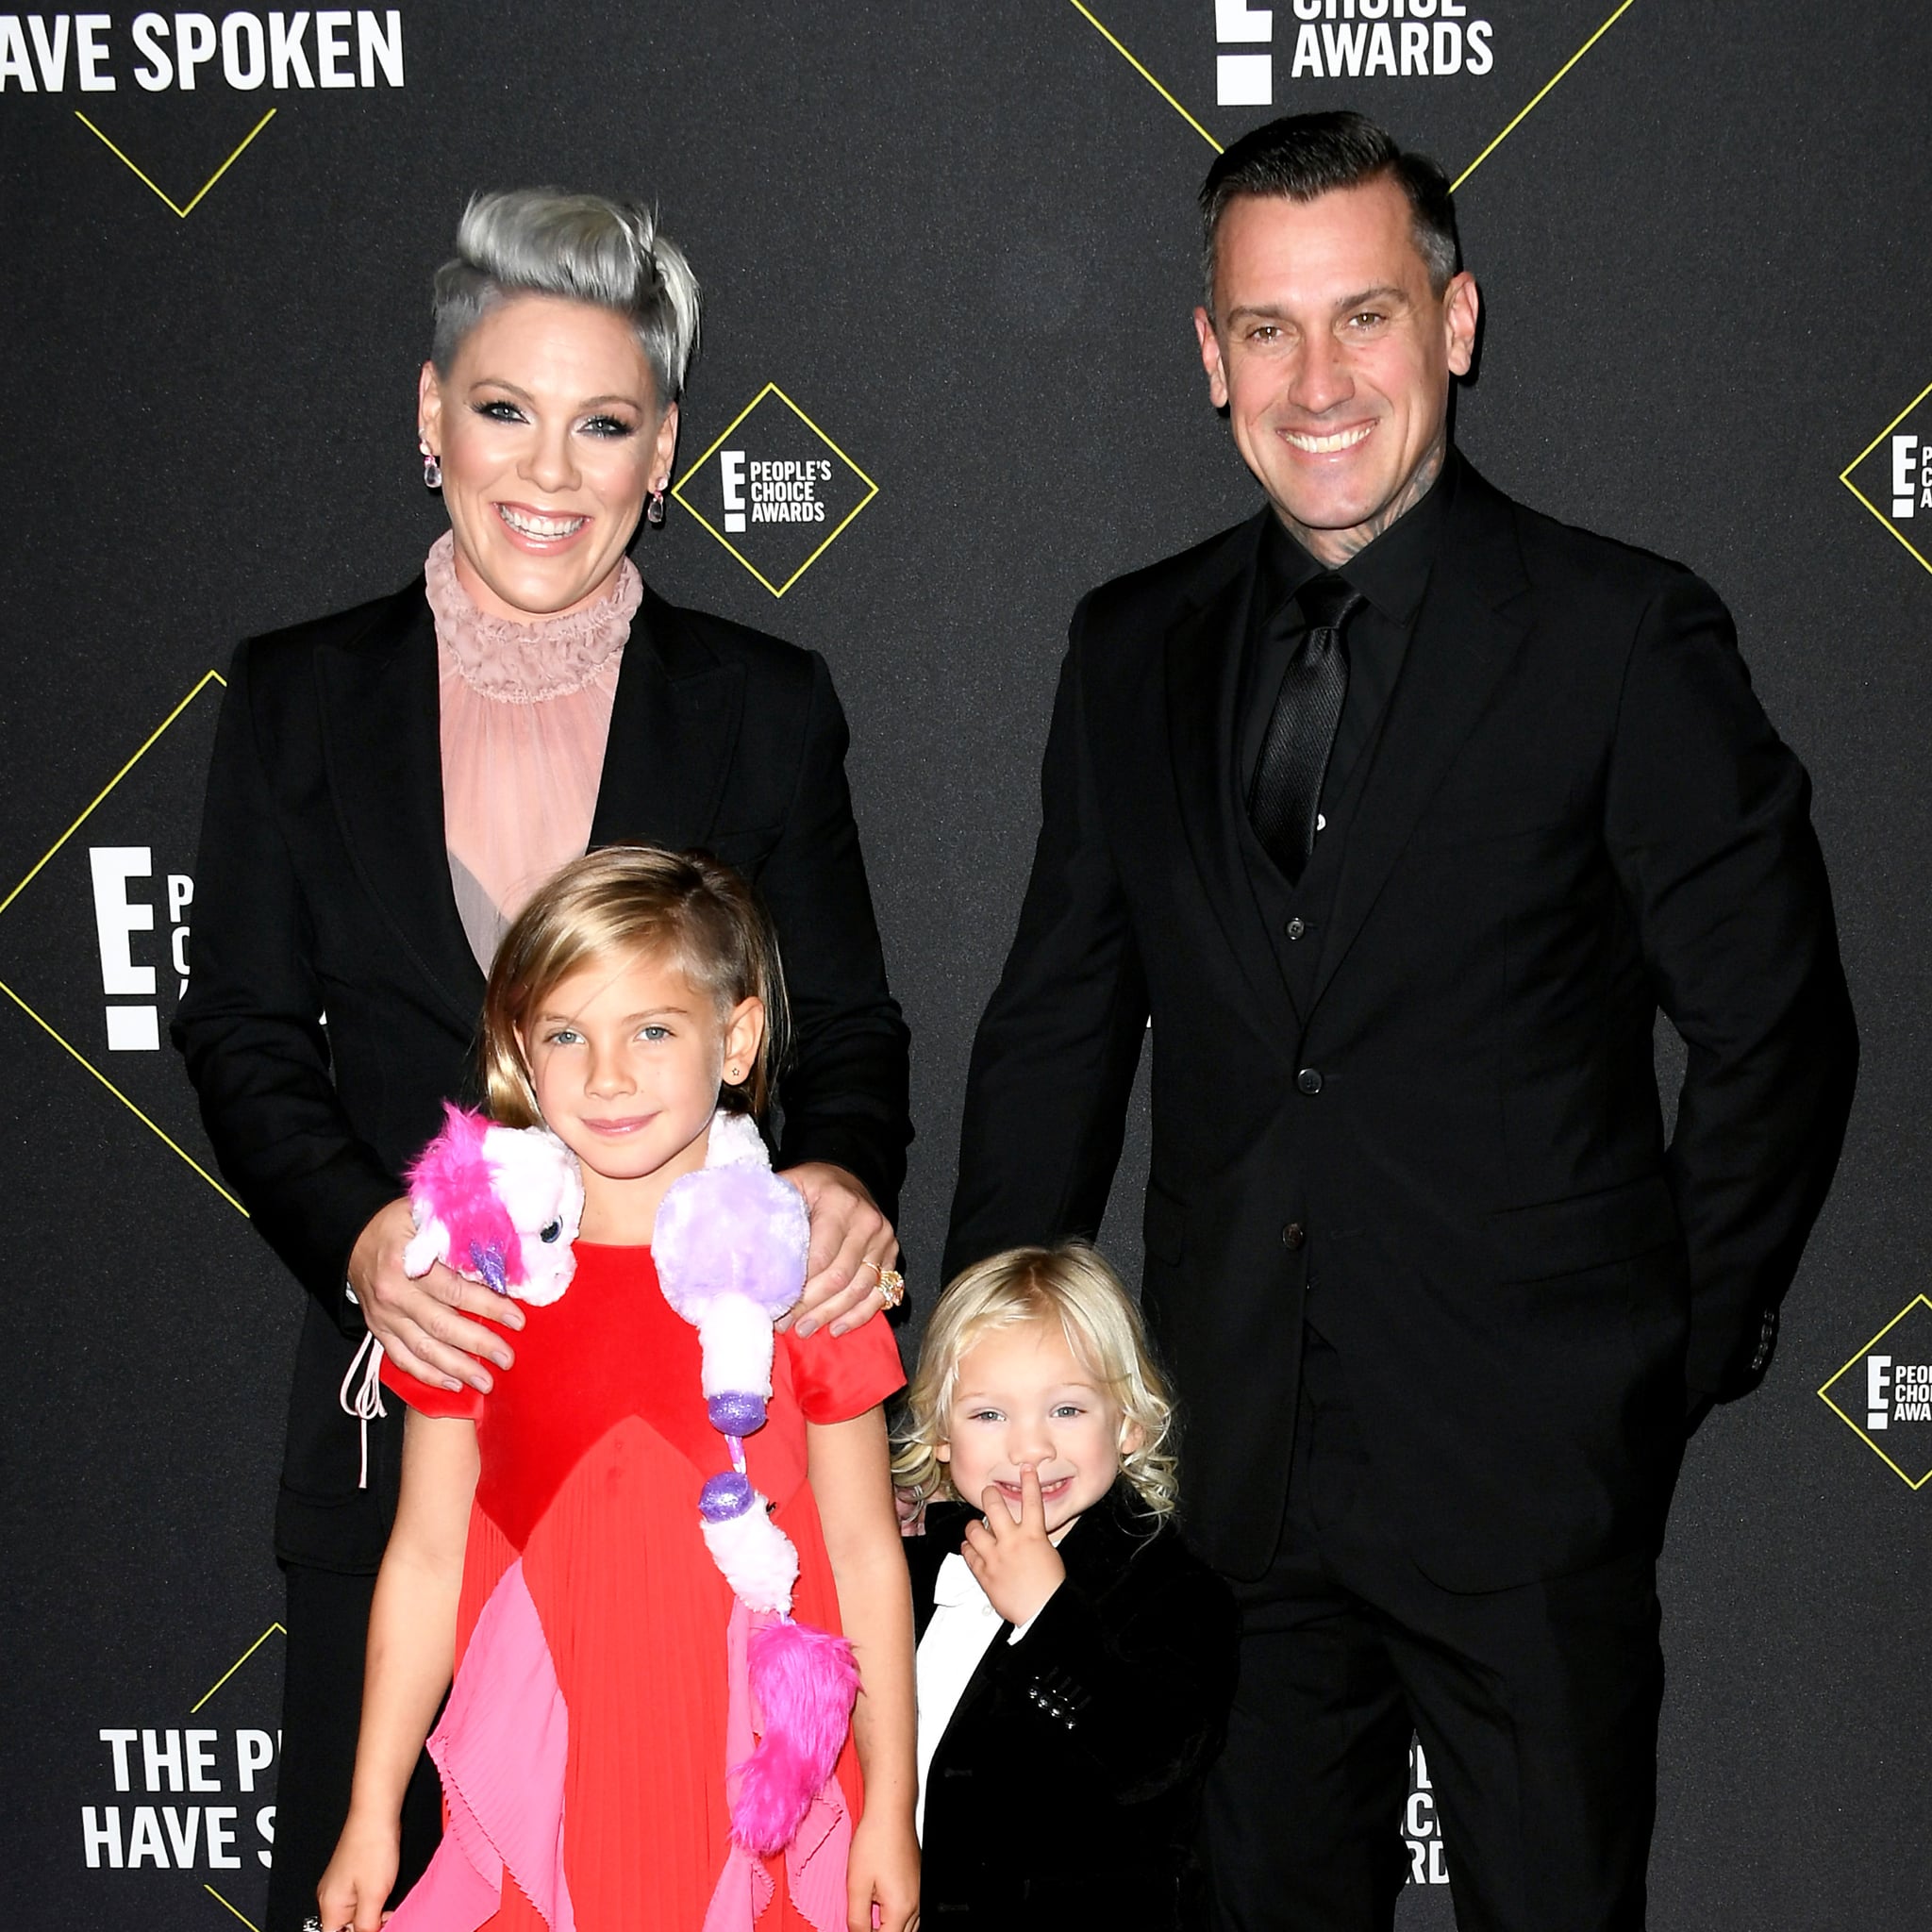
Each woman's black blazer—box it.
[907,1490,1237,1929]
[174,576,910,1569]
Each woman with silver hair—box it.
[175,190,913,1930]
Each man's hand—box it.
[348,1197,522,1394]
[963,1466,1066,1628]
[775,1162,899,1338]
[894,1485,927,1538]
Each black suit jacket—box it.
[175,577,910,1570]
[946,460,1857,1589]
[908,1491,1237,1929]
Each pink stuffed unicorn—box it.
[404,1103,584,1305]
[338,1107,583,1491]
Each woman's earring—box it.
[646,487,667,528]
[420,441,442,491]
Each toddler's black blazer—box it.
[908,1487,1238,1929]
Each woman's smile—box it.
[494,502,592,548]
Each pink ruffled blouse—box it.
[425,533,642,967]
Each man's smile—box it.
[1280,421,1376,456]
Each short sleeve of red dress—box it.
[781,1310,906,1424]
[379,1352,487,1423]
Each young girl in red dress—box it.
[317,847,918,1932]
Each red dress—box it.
[379,1242,905,1931]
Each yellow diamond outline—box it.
[1817,1292,1932,1490]
[204,1887,263,1932]
[0,669,246,1215]
[1838,377,1932,579]
[672,383,880,598]
[1067,0,1220,152]
[75,107,276,221]
[1064,0,1642,191]
[1451,0,1639,192]
[190,1620,287,1716]
[188,1620,286,1932]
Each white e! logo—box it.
[1893,435,1920,519]
[1867,1354,1892,1430]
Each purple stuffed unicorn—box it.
[654,1110,861,1858]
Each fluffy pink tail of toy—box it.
[730,1620,859,1857]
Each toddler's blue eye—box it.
[539,1221,561,1244]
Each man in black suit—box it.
[944,112,1857,1930]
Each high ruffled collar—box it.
[425,531,641,702]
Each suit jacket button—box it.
[1296,1067,1323,1094]
[1281,1222,1306,1250]
[1286,917,1306,941]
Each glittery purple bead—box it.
[699,1471,755,1523]
[708,1391,767,1435]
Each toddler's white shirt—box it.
[913,1551,1041,1840]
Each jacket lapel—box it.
[911,1506,1013,1735]
[1304,468,1534,1020]
[588,584,743,854]
[907,1504,968,1644]
[315,583,485,1029]
[1164,515,1303,1052]
[917,1491,1150,1734]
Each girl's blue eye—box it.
[584,414,635,438]
[640,1024,670,1041]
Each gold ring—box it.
[869,1261,906,1309]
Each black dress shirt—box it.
[1237,451,1458,808]
[1233,457,1458,1014]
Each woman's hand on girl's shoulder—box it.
[847,1806,919,1932]
[774,1161,898,1338]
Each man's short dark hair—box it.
[1198,110,1460,312]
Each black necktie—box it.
[1248,574,1366,885]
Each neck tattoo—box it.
[1288,436,1446,568]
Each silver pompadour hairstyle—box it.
[430,188,701,407]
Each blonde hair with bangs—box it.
[892,1243,1178,1519]
[480,846,788,1127]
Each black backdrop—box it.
[3,5,1929,1926]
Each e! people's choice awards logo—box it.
[1819,1295,1932,1491]
[1210,0,1496,105]
[1840,377,1932,579]
[0,671,243,1211]
[1405,1738,1449,1886]
[673,384,879,598]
